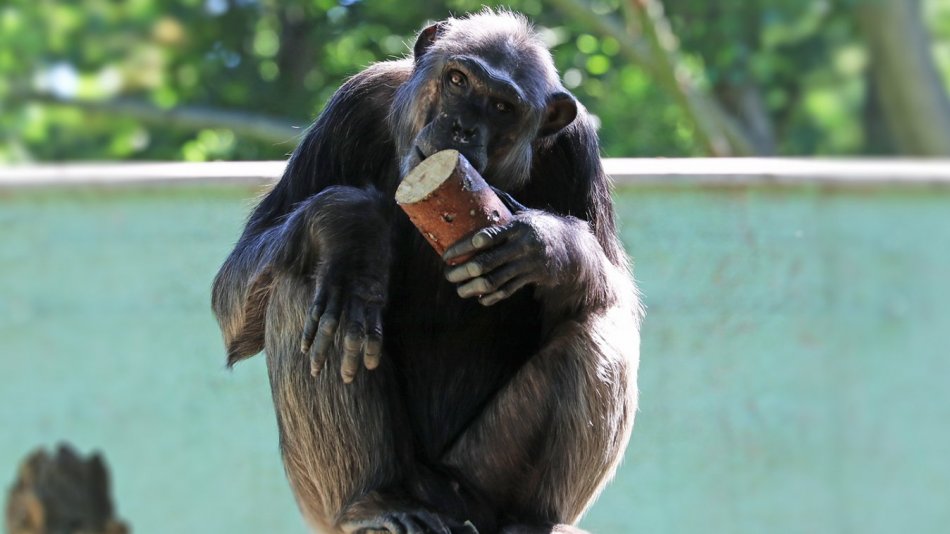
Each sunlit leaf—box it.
[586,55,610,76]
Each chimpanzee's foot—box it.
[340,492,468,534]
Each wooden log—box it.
[395,150,512,265]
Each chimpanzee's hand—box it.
[442,210,573,306]
[299,263,386,383]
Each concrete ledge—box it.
[2,158,950,189]
[0,161,286,188]
[603,158,950,187]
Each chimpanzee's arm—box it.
[211,63,407,372]
[443,210,625,312]
[443,111,637,320]
[211,186,392,366]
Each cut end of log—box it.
[395,149,510,264]
[396,149,462,204]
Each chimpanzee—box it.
[212,9,642,534]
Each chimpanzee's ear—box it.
[538,92,578,138]
[414,21,447,62]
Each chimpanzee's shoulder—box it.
[342,59,414,95]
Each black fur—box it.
[212,10,641,534]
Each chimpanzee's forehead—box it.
[444,54,527,104]
[433,33,558,107]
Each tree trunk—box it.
[856,0,950,156]
[714,82,777,155]
[862,71,897,155]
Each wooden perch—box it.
[5,444,128,534]
[396,149,512,265]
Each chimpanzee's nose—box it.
[451,118,483,145]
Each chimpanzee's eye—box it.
[493,100,510,113]
[448,70,467,87]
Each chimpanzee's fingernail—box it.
[472,233,492,248]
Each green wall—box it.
[1,183,948,533]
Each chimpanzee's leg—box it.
[442,308,639,529]
[260,186,455,534]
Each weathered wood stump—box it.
[396,149,512,265]
[5,444,128,534]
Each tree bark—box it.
[396,149,511,263]
[856,0,950,156]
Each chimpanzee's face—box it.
[394,21,578,190]
[408,54,535,177]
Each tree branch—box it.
[624,0,756,155]
[547,0,757,156]
[22,93,305,147]
[544,0,655,67]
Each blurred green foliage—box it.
[1,0,949,161]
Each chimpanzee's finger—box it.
[363,305,383,370]
[383,516,410,534]
[309,287,341,377]
[413,510,451,534]
[300,284,330,354]
[442,224,513,263]
[393,514,424,534]
[490,186,527,213]
[340,301,366,383]
[456,261,530,299]
[478,274,533,306]
[445,240,523,283]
